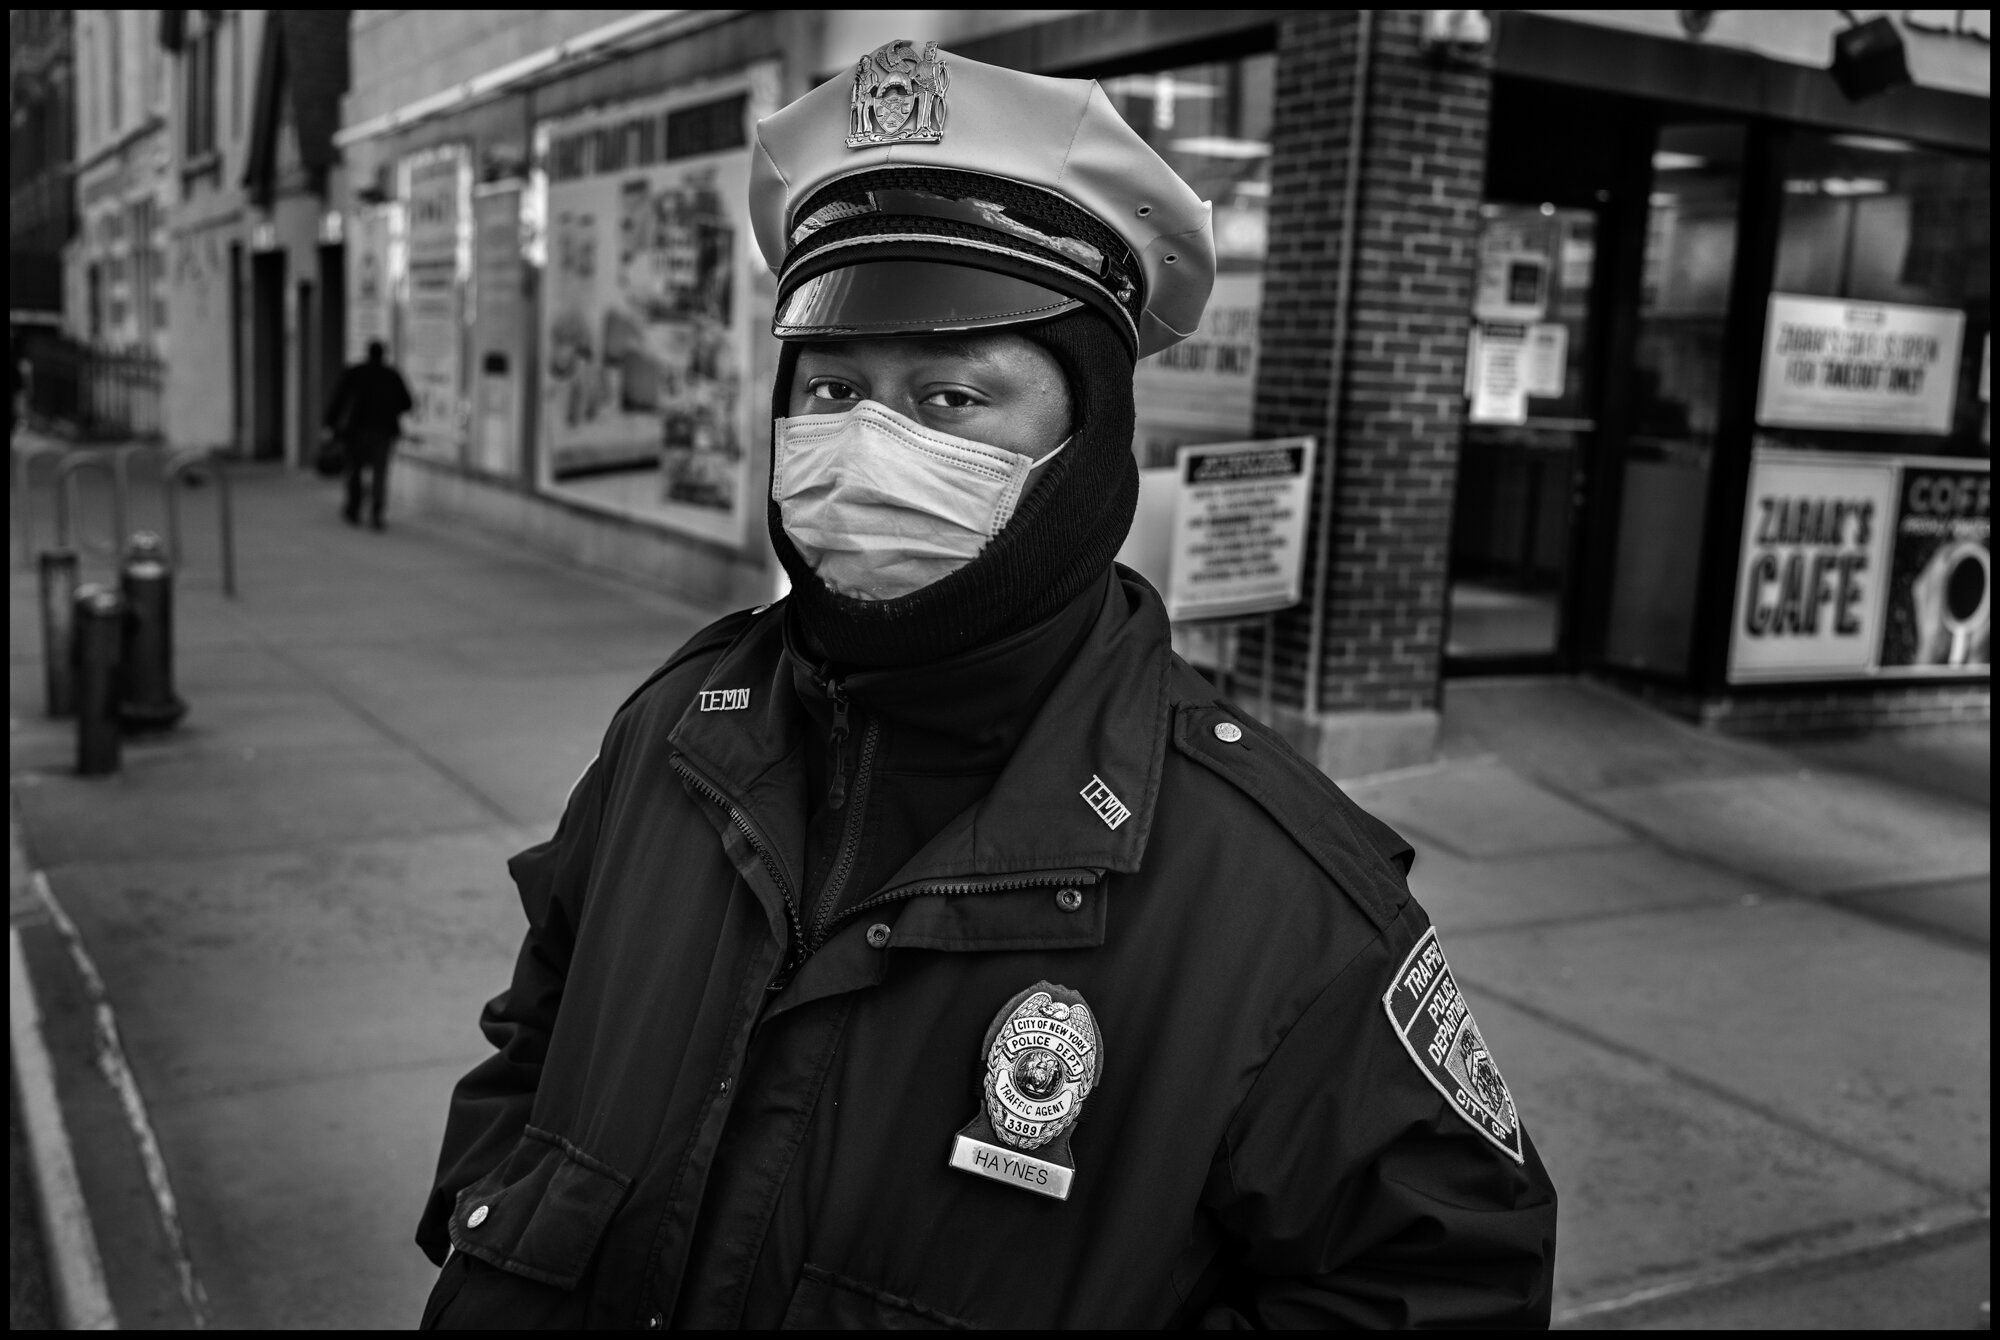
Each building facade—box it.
[68,9,174,373]
[324,9,1989,766]
[160,9,259,453]
[10,10,76,331]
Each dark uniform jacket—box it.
[415,567,1557,1329]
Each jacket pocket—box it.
[445,1125,632,1290]
[781,1264,975,1330]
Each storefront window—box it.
[1761,133,1990,457]
[1601,123,1745,676]
[1728,132,1990,683]
[527,71,780,549]
[1101,53,1275,465]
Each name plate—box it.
[948,1134,1073,1200]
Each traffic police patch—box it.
[948,982,1101,1200]
[1384,928,1524,1164]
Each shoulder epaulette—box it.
[1166,659,1412,933]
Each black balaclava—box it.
[769,306,1137,668]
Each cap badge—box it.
[948,982,1101,1200]
[847,40,948,149]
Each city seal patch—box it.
[947,982,1101,1200]
[1383,927,1524,1164]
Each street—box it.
[8,448,1991,1328]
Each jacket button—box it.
[718,1077,731,1094]
[1213,721,1244,743]
[1055,887,1084,913]
[866,923,892,949]
[647,1312,665,1329]
[467,1204,489,1228]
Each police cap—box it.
[750,40,1216,360]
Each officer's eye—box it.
[922,389,982,410]
[807,379,862,402]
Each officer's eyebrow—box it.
[796,336,1004,367]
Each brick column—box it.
[1247,9,1490,777]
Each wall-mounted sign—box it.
[1756,294,1965,436]
[1728,447,1990,681]
[1164,437,1316,622]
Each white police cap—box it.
[751,40,1216,360]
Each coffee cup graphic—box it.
[1939,541,1990,666]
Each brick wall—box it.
[1247,10,1489,720]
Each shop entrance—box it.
[1447,200,1600,666]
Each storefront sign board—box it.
[1165,437,1316,622]
[1756,294,1965,435]
[1728,448,1989,681]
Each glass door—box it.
[1447,202,1599,666]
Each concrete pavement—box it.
[8,440,1990,1327]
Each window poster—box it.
[532,69,776,548]
[1132,272,1263,467]
[1756,294,1966,435]
[346,205,392,365]
[398,145,472,462]
[1728,448,1989,681]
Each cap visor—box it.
[773,260,1083,340]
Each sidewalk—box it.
[8,441,1989,1327]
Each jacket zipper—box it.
[824,675,851,809]
[670,757,808,990]
[808,715,881,952]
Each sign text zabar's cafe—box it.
[1729,452,1991,682]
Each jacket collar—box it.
[668,566,1173,899]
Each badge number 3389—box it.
[948,982,1101,1200]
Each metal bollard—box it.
[118,531,188,732]
[74,583,125,776]
[39,548,80,717]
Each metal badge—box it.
[948,982,1101,1200]
[847,40,948,149]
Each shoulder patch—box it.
[1170,695,1412,932]
[1383,927,1524,1163]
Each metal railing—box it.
[22,338,165,441]
[16,441,237,597]
[164,449,237,598]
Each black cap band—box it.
[774,259,1083,340]
[776,166,1143,354]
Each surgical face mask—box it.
[773,399,1072,601]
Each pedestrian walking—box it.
[416,39,1556,1329]
[323,340,414,531]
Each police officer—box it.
[416,40,1556,1329]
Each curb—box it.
[9,911,118,1329]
